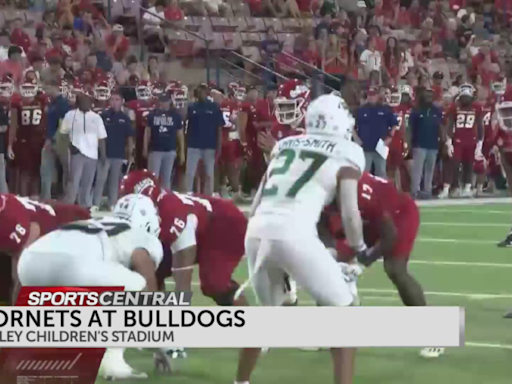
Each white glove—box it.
[445,138,454,157]
[338,262,365,282]
[475,140,484,161]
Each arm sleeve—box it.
[170,214,198,253]
[338,178,366,252]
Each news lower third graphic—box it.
[0,287,465,384]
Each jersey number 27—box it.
[263,149,327,197]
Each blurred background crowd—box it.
[0,0,511,211]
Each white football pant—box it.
[245,235,354,307]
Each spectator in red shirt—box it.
[395,5,411,27]
[61,25,77,53]
[105,24,130,63]
[368,26,386,52]
[47,32,70,59]
[302,37,320,70]
[164,0,185,20]
[0,46,23,86]
[10,18,32,55]
[84,53,105,82]
[408,0,423,29]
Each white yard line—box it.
[404,260,512,268]
[465,342,512,350]
[421,209,510,214]
[417,237,496,245]
[421,222,510,227]
[164,281,512,300]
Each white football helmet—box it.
[305,93,354,140]
[113,194,161,237]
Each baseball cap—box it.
[433,71,444,80]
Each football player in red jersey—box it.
[0,194,90,304]
[7,77,47,197]
[439,84,483,198]
[321,172,438,357]
[92,79,111,113]
[167,80,188,111]
[119,170,248,303]
[238,87,265,197]
[125,79,157,170]
[118,170,260,369]
[211,88,243,198]
[254,80,309,159]
[492,96,512,248]
[388,85,413,190]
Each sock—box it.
[477,184,483,194]
[464,183,471,192]
[443,184,450,192]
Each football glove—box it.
[475,140,484,161]
[445,138,454,157]
[338,262,365,282]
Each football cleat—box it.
[504,310,512,318]
[154,349,173,373]
[497,233,512,248]
[166,348,187,359]
[437,187,450,199]
[419,347,445,358]
[99,348,148,380]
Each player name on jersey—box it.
[278,137,337,153]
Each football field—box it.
[96,201,512,384]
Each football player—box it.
[7,77,47,197]
[238,87,264,197]
[17,194,165,379]
[0,74,16,194]
[321,172,439,357]
[167,80,188,111]
[211,88,243,198]
[92,78,112,113]
[439,84,483,198]
[0,195,91,305]
[493,95,512,248]
[125,79,157,170]
[388,85,414,191]
[238,94,366,384]
[228,81,246,102]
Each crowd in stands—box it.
[0,0,511,208]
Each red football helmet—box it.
[94,80,111,101]
[152,81,166,97]
[67,79,83,102]
[119,170,161,203]
[492,75,507,96]
[496,93,512,131]
[167,80,188,108]
[389,87,401,107]
[228,81,246,101]
[136,80,153,100]
[20,77,39,98]
[0,74,14,98]
[275,79,310,126]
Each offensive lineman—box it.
[237,94,366,384]
[17,194,167,380]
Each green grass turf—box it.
[96,203,512,384]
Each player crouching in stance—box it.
[17,194,168,380]
[119,169,256,366]
[322,173,441,358]
[237,94,367,384]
